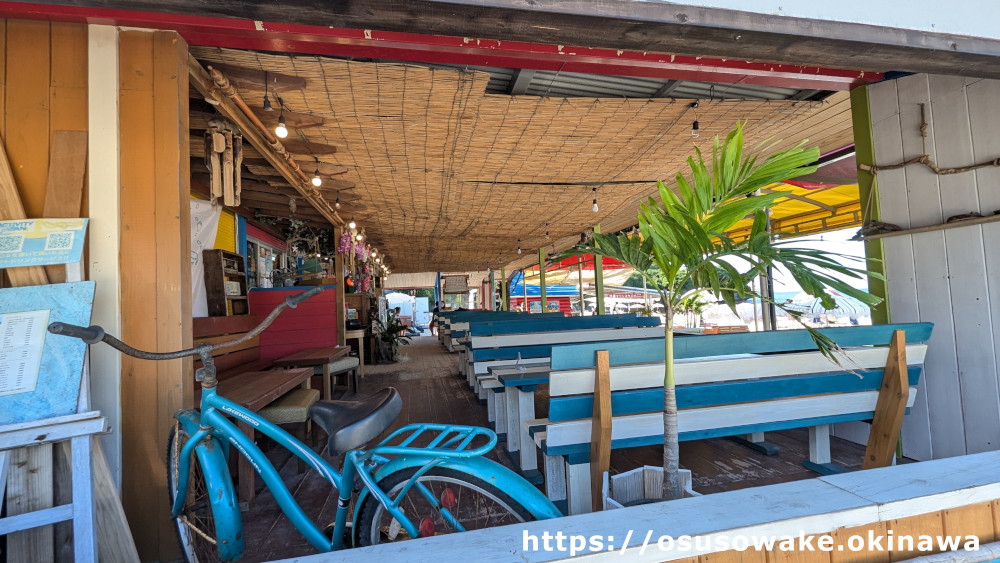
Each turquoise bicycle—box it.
[49,287,561,562]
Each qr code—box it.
[0,235,25,253]
[44,232,74,251]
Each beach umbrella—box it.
[785,289,870,317]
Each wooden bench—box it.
[526,323,934,515]
[463,315,663,396]
[438,311,562,352]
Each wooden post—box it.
[590,350,612,512]
[593,234,605,316]
[577,255,585,316]
[539,248,547,312]
[335,226,346,346]
[500,267,508,311]
[863,330,909,469]
[488,269,495,311]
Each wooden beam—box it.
[590,350,612,512]
[187,55,344,227]
[278,138,338,156]
[243,158,350,176]
[195,61,306,92]
[863,330,908,469]
[41,130,88,284]
[0,135,49,286]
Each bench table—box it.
[273,345,352,398]
[490,364,551,482]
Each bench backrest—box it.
[469,327,666,362]
[192,315,266,381]
[542,323,934,455]
[467,314,661,336]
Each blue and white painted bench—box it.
[527,323,934,515]
[440,311,562,352]
[464,316,663,394]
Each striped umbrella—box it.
[784,289,870,318]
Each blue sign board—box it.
[0,218,89,268]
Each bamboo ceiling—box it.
[190,47,855,274]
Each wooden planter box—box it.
[602,466,700,510]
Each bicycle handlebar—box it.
[47,287,324,364]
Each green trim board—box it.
[851,85,890,325]
[0,281,95,425]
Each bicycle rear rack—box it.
[369,423,497,458]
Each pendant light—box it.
[592,187,599,213]
[311,157,322,187]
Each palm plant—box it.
[571,123,881,500]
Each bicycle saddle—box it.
[308,387,402,456]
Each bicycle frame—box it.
[171,385,560,556]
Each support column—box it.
[539,248,547,311]
[500,267,508,310]
[489,269,495,310]
[117,29,192,561]
[851,85,890,324]
[593,226,605,315]
[335,226,346,345]
[577,255,585,316]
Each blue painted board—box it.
[550,323,934,370]
[0,281,95,425]
[547,366,922,422]
[468,314,661,336]
[545,410,911,459]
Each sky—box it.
[764,227,870,295]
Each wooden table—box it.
[273,345,351,399]
[344,329,366,379]
[210,367,314,509]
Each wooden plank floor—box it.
[230,334,893,561]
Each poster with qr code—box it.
[0,218,88,268]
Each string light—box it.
[262,71,273,111]
[275,95,288,138]
[592,187,599,213]
[275,112,288,138]
[334,196,341,210]
[517,239,521,255]
[371,248,377,256]
[356,233,363,242]
[311,157,322,187]
[691,101,700,139]
[546,223,550,240]
[348,217,356,230]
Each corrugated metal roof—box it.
[394,61,822,100]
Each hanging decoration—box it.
[203,118,243,207]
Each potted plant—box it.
[374,314,411,363]
[572,122,881,502]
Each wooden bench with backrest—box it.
[526,323,934,515]
[440,310,562,352]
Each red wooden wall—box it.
[248,286,338,360]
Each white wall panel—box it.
[868,74,1000,461]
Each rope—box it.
[859,155,1000,176]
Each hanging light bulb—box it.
[348,217,356,230]
[690,101,700,139]
[546,223,550,240]
[311,159,322,187]
[263,71,273,111]
[274,112,288,139]
[592,187,599,213]
[517,240,521,255]
[371,248,377,256]
[375,257,381,263]
[334,196,341,210]
[356,233,363,242]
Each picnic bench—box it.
[524,323,934,515]
[436,310,562,352]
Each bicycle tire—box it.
[356,466,536,546]
[167,425,243,562]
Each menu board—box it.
[443,275,469,294]
[0,310,49,397]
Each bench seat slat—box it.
[544,386,919,448]
[549,344,928,396]
[548,366,923,422]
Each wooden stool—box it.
[313,356,361,395]
[258,388,321,472]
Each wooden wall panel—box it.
[869,73,1000,460]
[4,19,50,219]
[118,29,191,561]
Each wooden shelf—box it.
[204,249,249,316]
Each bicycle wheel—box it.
[356,466,536,546]
[167,424,242,562]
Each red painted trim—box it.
[0,1,879,90]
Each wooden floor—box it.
[233,334,886,561]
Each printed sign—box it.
[443,275,469,294]
[0,218,89,268]
[0,310,49,397]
